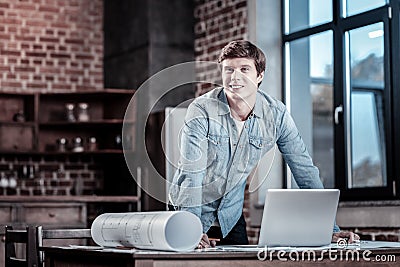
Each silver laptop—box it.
[258,189,340,247]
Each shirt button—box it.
[233,143,237,146]
[259,143,262,147]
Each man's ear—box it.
[257,72,264,84]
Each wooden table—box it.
[42,246,400,267]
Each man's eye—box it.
[241,67,250,72]
[225,68,234,73]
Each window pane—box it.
[351,92,386,187]
[348,23,386,188]
[285,0,332,34]
[344,0,387,17]
[287,31,334,188]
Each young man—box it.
[169,40,359,248]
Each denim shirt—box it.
[169,87,340,237]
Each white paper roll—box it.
[91,211,202,251]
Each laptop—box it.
[257,189,340,247]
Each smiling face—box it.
[221,57,264,105]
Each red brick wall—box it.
[0,0,103,91]
[0,0,104,196]
[194,0,248,96]
[0,155,103,196]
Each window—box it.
[283,0,399,199]
[344,0,387,17]
[286,31,335,188]
[348,23,386,189]
[285,0,332,34]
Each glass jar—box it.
[65,103,76,122]
[56,138,68,152]
[72,137,84,152]
[88,136,97,151]
[77,102,90,122]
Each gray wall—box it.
[103,0,196,211]
[103,0,195,106]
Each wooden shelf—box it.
[38,88,135,96]
[38,149,128,155]
[0,195,139,203]
[0,149,135,155]
[38,119,135,126]
[0,121,35,126]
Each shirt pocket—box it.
[249,136,274,163]
[207,134,229,174]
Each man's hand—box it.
[197,234,217,249]
[332,231,360,244]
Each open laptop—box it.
[257,189,340,247]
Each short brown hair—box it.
[218,40,266,76]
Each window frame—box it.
[282,0,398,200]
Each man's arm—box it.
[276,107,323,189]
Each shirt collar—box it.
[217,88,231,116]
[217,87,264,119]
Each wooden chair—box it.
[5,225,39,267]
[36,226,92,266]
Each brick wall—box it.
[194,0,248,96]
[0,155,103,196]
[344,228,400,242]
[0,0,104,196]
[0,0,103,91]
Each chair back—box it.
[5,225,39,267]
[36,226,92,265]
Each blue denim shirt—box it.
[169,88,340,237]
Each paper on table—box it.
[91,211,202,252]
[358,241,400,249]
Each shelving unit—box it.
[0,89,135,155]
[0,88,139,215]
[0,91,36,152]
[0,89,141,265]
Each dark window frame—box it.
[282,0,399,200]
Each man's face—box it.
[221,57,264,104]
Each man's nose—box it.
[231,69,241,81]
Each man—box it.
[169,40,359,248]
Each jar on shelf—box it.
[87,136,97,151]
[65,103,76,122]
[56,138,68,152]
[77,102,90,122]
[0,173,8,188]
[114,134,122,149]
[12,110,26,122]
[72,137,84,152]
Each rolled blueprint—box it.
[91,211,202,251]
